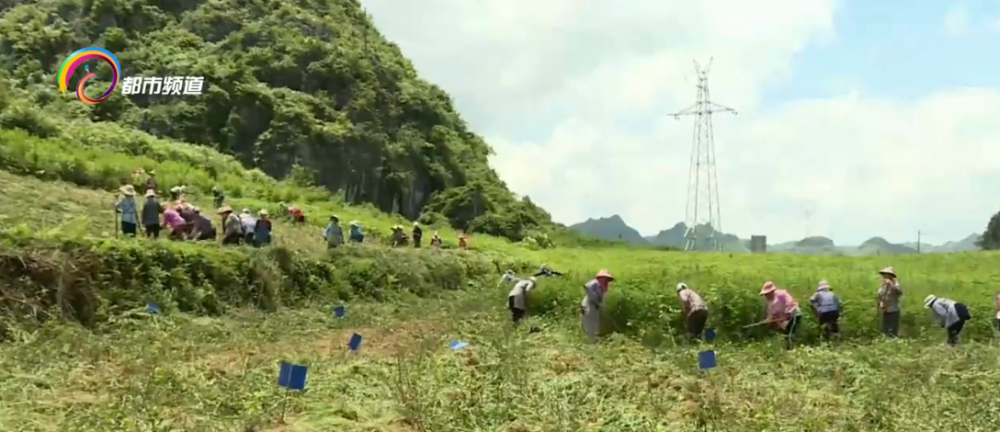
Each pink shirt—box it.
[163,209,185,229]
[766,289,800,321]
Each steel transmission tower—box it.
[669,59,736,251]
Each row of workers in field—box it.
[502,266,1000,346]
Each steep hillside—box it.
[0,0,556,242]
[569,215,647,244]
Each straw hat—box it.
[413,221,420,226]
[148,170,156,175]
[759,281,777,296]
[676,282,689,292]
[815,280,831,292]
[119,185,136,196]
[241,208,250,214]
[144,189,156,198]
[216,205,233,214]
[878,266,896,277]
[924,294,937,308]
[258,209,268,216]
[595,269,614,281]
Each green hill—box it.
[0,0,564,243]
[569,215,647,244]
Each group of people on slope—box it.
[114,184,275,247]
[323,216,467,251]
[501,265,996,346]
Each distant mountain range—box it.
[568,215,982,255]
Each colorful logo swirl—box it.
[56,47,121,104]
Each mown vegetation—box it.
[3,0,1000,430]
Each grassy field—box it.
[2,286,999,432]
[3,128,1000,430]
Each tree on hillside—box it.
[977,211,1000,250]
[0,0,586,243]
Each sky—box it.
[360,0,1000,245]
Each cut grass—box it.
[2,288,998,432]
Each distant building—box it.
[750,235,767,253]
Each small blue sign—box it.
[704,327,716,342]
[348,333,363,351]
[277,361,308,391]
[333,305,345,318]
[698,350,717,370]
[146,303,160,314]
[449,340,469,350]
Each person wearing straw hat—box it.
[676,283,709,340]
[253,209,273,247]
[759,281,802,349]
[144,170,157,194]
[324,215,344,249]
[581,269,614,341]
[923,295,972,346]
[412,222,423,248]
[140,189,163,239]
[809,280,842,340]
[349,220,364,243]
[390,225,408,247]
[876,266,903,338]
[114,185,141,237]
[430,230,442,250]
[218,205,242,245]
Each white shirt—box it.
[508,279,535,310]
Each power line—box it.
[669,58,737,251]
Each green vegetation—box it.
[0,0,577,242]
[3,0,1000,430]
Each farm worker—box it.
[212,186,225,208]
[349,221,364,243]
[995,289,1000,330]
[239,208,257,244]
[430,231,442,249]
[581,269,614,341]
[114,185,140,237]
[809,280,842,340]
[876,266,903,338]
[923,295,972,346]
[218,206,243,245]
[288,205,305,225]
[253,209,273,247]
[144,169,157,194]
[412,222,423,248]
[141,190,162,239]
[508,276,537,325]
[759,281,802,348]
[324,215,344,249]
[391,225,408,247]
[189,207,217,241]
[162,206,187,240]
[458,232,468,250]
[676,283,709,340]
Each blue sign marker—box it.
[704,327,716,342]
[697,350,717,370]
[146,303,160,314]
[333,305,346,318]
[277,361,308,391]
[348,333,363,351]
[449,340,469,350]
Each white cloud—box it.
[361,0,999,244]
[944,5,970,37]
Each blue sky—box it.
[763,0,1000,104]
[364,0,1000,244]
